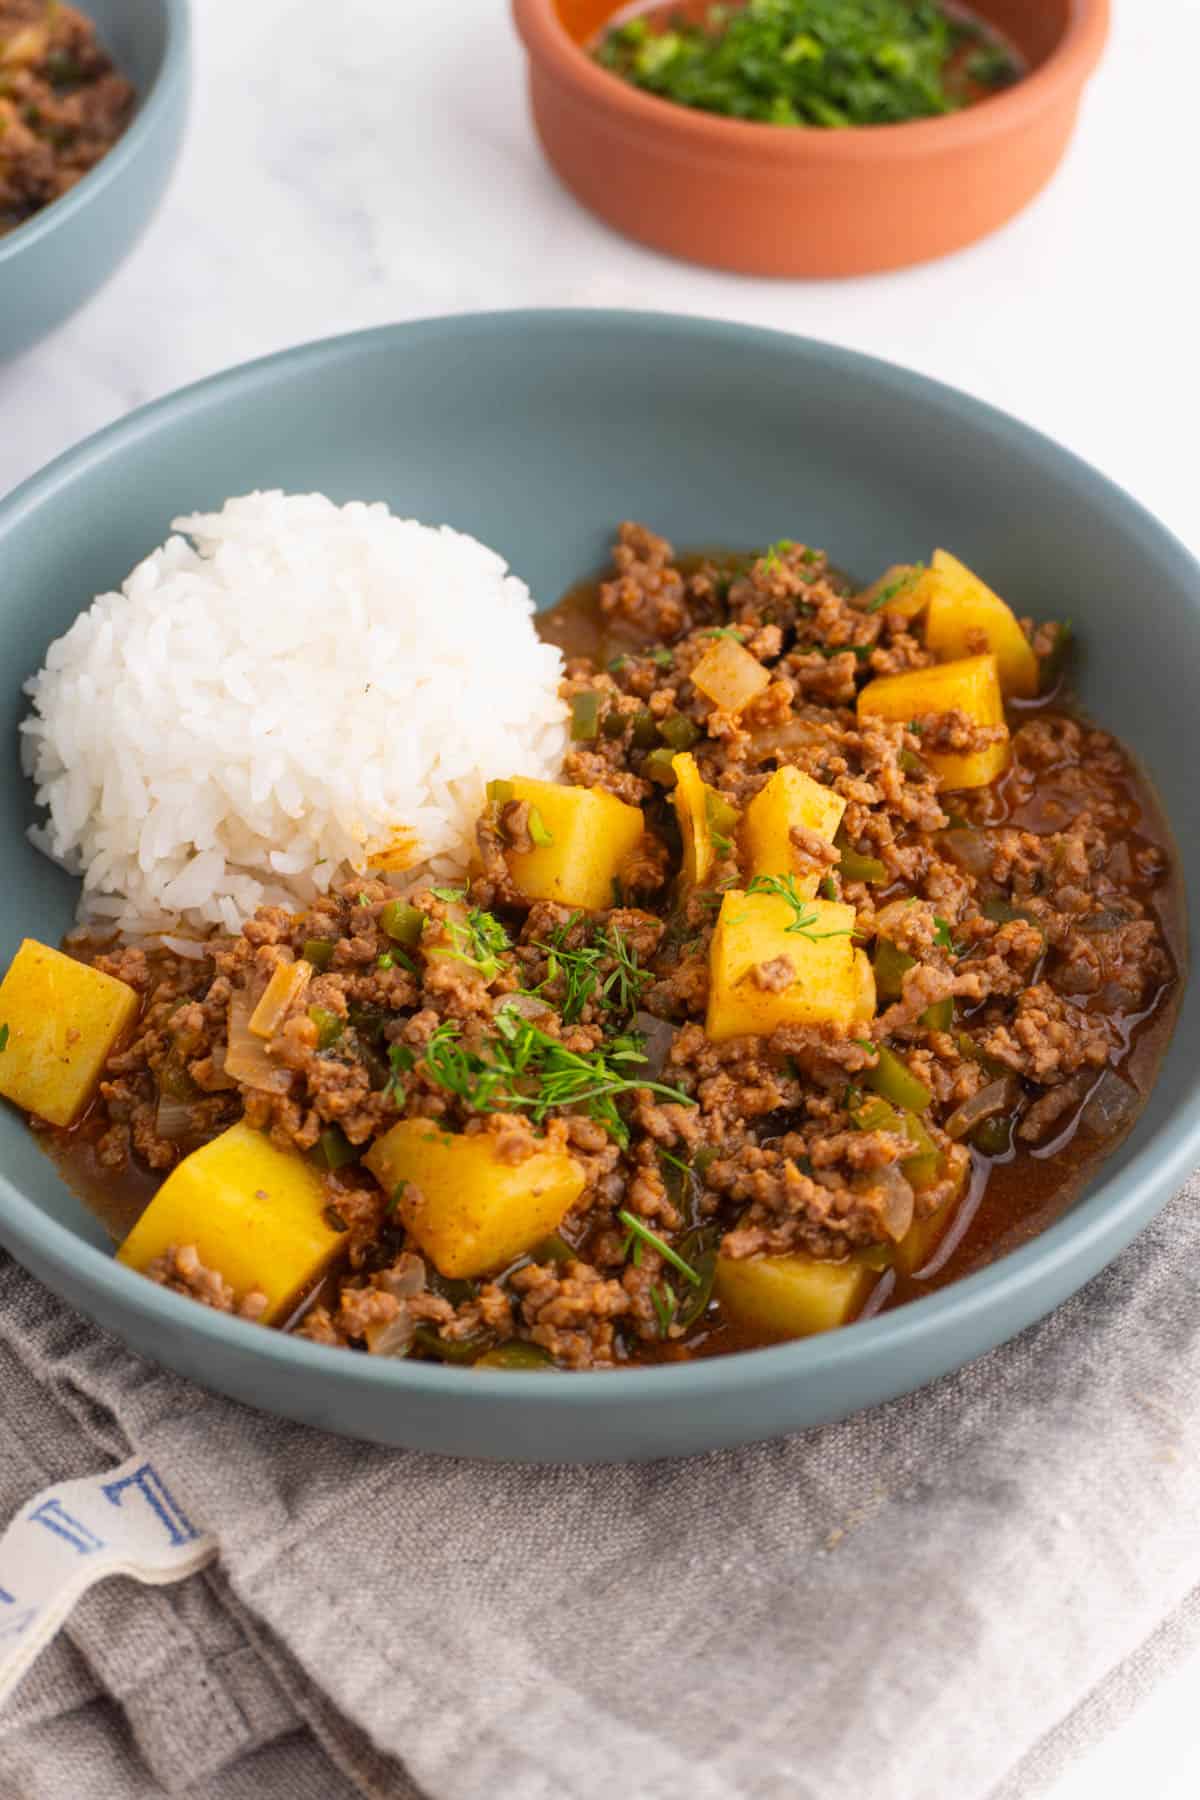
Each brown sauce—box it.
[37,544,1185,1368]
[538,563,1186,1348]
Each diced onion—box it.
[366,1313,416,1358]
[224,992,293,1093]
[937,829,994,880]
[943,1076,1018,1141]
[374,1253,426,1301]
[874,1161,915,1244]
[504,992,556,1023]
[691,637,771,714]
[1081,1070,1139,1137]
[366,1255,428,1358]
[634,1010,675,1080]
[746,718,828,762]
[154,1094,195,1142]
[203,1044,240,1093]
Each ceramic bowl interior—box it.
[0,0,190,360]
[0,313,1194,1462]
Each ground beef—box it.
[63,521,1176,1371]
[914,710,1009,754]
[977,985,1117,1085]
[147,1244,268,1322]
[0,2,133,232]
[599,522,689,640]
[510,1261,633,1369]
[752,955,797,993]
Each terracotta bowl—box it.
[512,0,1110,277]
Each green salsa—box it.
[594,0,1023,128]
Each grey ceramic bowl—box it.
[0,0,190,361]
[0,312,1195,1463]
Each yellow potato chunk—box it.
[924,549,1039,699]
[852,948,878,1023]
[671,752,715,889]
[117,1123,343,1323]
[857,654,1009,791]
[365,1120,585,1279]
[503,778,644,911]
[0,939,138,1127]
[741,766,846,893]
[706,890,864,1041]
[858,563,936,622]
[716,1252,879,1341]
[690,634,770,713]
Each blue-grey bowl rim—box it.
[0,308,1195,1411]
[0,0,191,269]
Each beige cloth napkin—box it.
[1,1175,1198,1800]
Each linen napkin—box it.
[1,1174,1198,1800]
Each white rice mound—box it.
[21,491,569,938]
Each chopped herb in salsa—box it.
[595,0,1023,128]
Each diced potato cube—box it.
[858,563,936,622]
[0,940,138,1127]
[117,1122,342,1323]
[851,948,877,1023]
[923,549,1039,699]
[741,766,846,893]
[365,1120,585,1279]
[857,654,1009,790]
[706,891,863,1041]
[716,1251,878,1341]
[503,778,644,911]
[672,751,716,888]
[690,635,770,713]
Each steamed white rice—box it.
[21,491,568,937]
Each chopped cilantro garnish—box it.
[431,890,511,980]
[594,6,1016,128]
[742,873,854,941]
[650,1283,679,1338]
[530,916,651,1025]
[419,1008,693,1148]
[617,1209,702,1287]
[0,1023,8,1053]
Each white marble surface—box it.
[2,0,1198,1793]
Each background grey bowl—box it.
[0,311,1194,1463]
[0,0,190,361]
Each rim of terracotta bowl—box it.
[513,0,1110,165]
[0,0,191,268]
